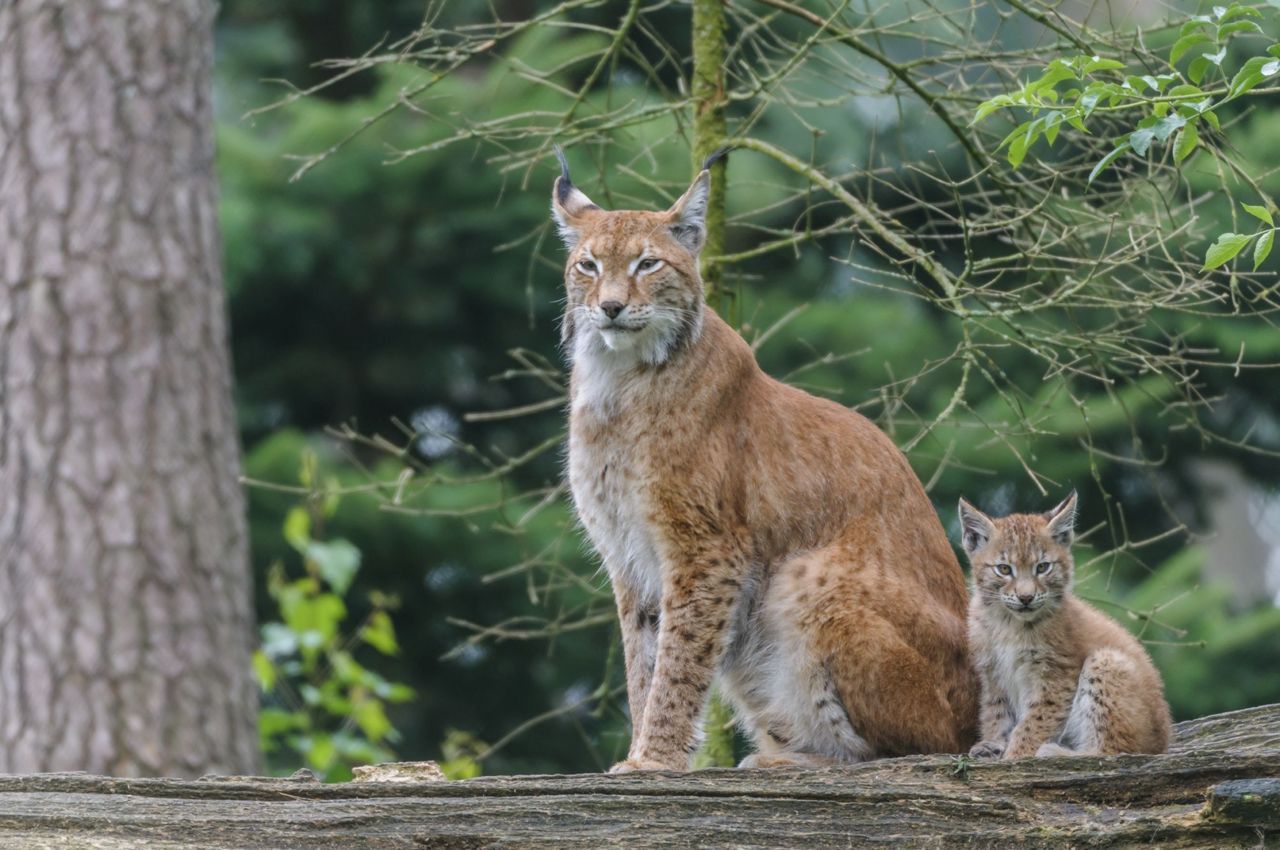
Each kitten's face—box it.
[958,493,1077,623]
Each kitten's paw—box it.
[968,740,1006,759]
[608,757,672,774]
[1035,742,1077,758]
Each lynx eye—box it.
[636,257,662,272]
[993,563,1013,577]
[576,259,598,274]
[1035,561,1053,576]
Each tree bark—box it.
[0,0,257,775]
[0,705,1274,848]
[691,0,729,313]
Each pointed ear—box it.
[1044,490,1078,546]
[665,169,711,253]
[551,145,599,249]
[958,498,995,556]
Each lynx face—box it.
[958,493,1077,622]
[551,151,710,365]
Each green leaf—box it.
[1044,112,1064,145]
[1170,32,1212,64]
[355,700,393,743]
[1180,17,1212,38]
[1243,204,1274,225]
[1188,56,1212,84]
[1152,113,1186,143]
[283,507,310,552]
[282,592,347,646]
[1228,56,1279,98]
[1088,142,1130,184]
[360,611,401,655]
[252,649,276,691]
[1218,20,1263,38]
[307,539,361,595]
[1220,4,1262,20]
[971,95,1011,124]
[1007,129,1032,168]
[306,734,337,772]
[1174,122,1199,163]
[258,708,306,742]
[1256,230,1275,269]
[1129,127,1157,155]
[260,621,298,657]
[1202,232,1252,269]
[1084,56,1125,72]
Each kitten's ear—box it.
[665,170,711,253]
[958,498,995,556]
[1044,490,1078,546]
[551,145,600,249]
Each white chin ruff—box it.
[599,327,643,352]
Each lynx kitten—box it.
[959,492,1171,758]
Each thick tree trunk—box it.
[0,705,1274,848]
[0,1,257,775]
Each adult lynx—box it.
[960,493,1171,758]
[554,150,977,771]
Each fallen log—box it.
[0,703,1276,848]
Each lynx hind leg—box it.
[1061,648,1148,756]
[762,543,966,759]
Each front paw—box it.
[608,757,674,774]
[968,740,1006,759]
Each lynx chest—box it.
[568,417,666,605]
[986,635,1051,717]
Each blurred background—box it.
[3,0,1275,781]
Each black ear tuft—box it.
[1044,490,1078,546]
[700,145,732,172]
[553,144,573,204]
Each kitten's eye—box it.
[636,258,661,272]
[576,259,598,274]
[993,563,1013,577]
[1035,561,1053,576]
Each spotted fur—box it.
[959,493,1172,759]
[553,156,978,772]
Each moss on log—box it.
[0,704,1276,848]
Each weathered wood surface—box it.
[0,704,1277,849]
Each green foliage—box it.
[973,2,1280,269]
[1205,202,1278,270]
[253,457,416,781]
[438,729,488,780]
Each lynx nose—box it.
[600,300,625,319]
[1017,593,1035,607]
